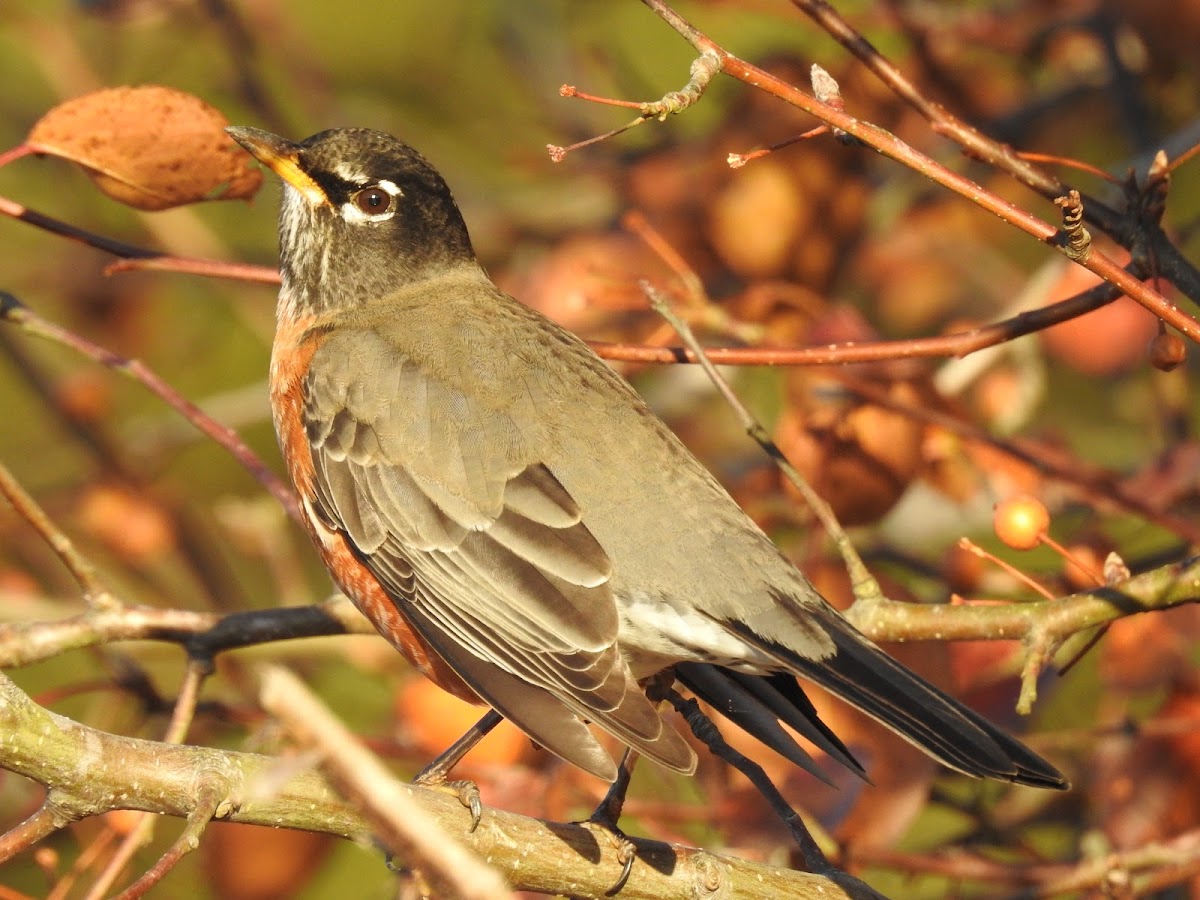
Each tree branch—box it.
[0,672,863,899]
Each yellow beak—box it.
[226,126,328,206]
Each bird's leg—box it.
[666,688,831,873]
[414,707,503,782]
[590,747,639,828]
[412,708,503,832]
[579,668,676,894]
[581,748,639,896]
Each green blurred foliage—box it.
[1,0,1199,896]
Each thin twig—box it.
[0,196,281,285]
[0,596,368,668]
[836,375,1200,545]
[0,194,159,260]
[956,539,1055,601]
[627,0,1200,340]
[550,50,722,160]
[640,280,882,604]
[81,814,154,900]
[104,256,280,283]
[83,659,211,900]
[785,0,1200,305]
[0,458,117,610]
[44,823,121,900]
[0,292,299,525]
[258,665,515,900]
[0,805,69,864]
[592,274,1125,366]
[197,0,292,135]
[109,791,221,900]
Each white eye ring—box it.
[341,179,401,223]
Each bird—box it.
[227,124,1068,793]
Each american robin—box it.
[227,125,1067,792]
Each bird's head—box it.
[227,126,476,316]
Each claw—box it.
[411,709,502,833]
[455,779,484,832]
[581,819,636,896]
[414,773,484,832]
[608,834,636,896]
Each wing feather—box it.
[487,508,610,587]
[301,328,694,778]
[503,465,582,527]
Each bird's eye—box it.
[352,186,393,215]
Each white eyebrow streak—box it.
[332,161,368,182]
[375,179,402,197]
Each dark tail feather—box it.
[688,665,868,779]
[753,672,866,778]
[676,662,850,785]
[770,616,1068,790]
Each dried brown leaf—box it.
[26,85,262,211]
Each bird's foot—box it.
[576,748,639,894]
[411,709,503,832]
[413,772,483,833]
[580,818,636,897]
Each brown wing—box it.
[302,327,694,781]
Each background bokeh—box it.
[2,1,1199,897]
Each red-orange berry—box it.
[994,495,1049,550]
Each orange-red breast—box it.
[228,125,1067,791]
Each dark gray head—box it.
[227,126,476,316]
